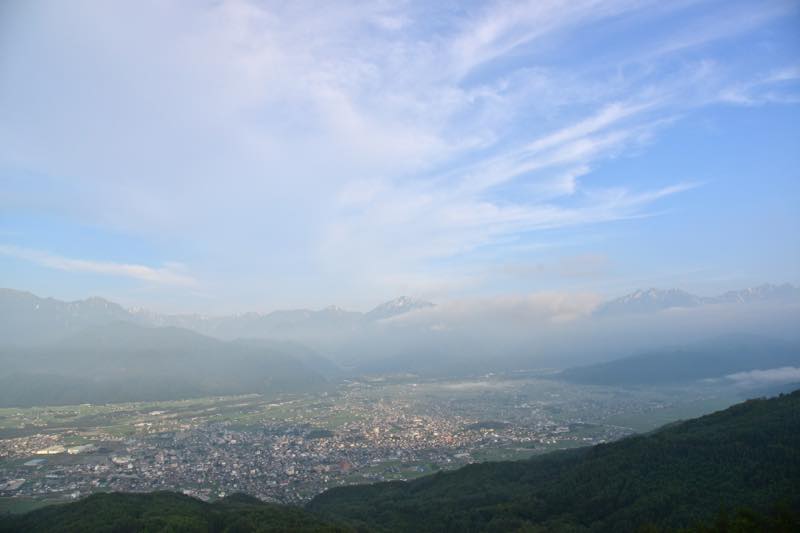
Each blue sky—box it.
[1,0,798,313]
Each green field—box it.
[0,496,66,515]
[601,394,740,432]
[0,394,325,440]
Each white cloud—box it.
[0,0,794,306]
[383,291,603,331]
[724,367,800,387]
[718,64,800,106]
[448,0,649,79]
[0,245,195,286]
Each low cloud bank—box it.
[369,293,800,369]
[385,292,603,330]
[724,367,800,387]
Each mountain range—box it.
[0,322,328,407]
[1,285,798,403]
[3,283,798,349]
[558,333,800,387]
[0,288,436,347]
[594,283,800,316]
[0,290,443,406]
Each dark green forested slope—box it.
[0,492,352,533]
[308,390,800,532]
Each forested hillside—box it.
[0,492,351,533]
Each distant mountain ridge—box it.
[595,283,800,316]
[595,287,702,315]
[363,296,435,321]
[2,285,798,384]
[0,288,436,346]
[558,333,800,386]
[0,321,329,406]
[710,283,800,304]
[0,288,132,345]
[3,284,797,347]
[0,290,443,403]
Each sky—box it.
[1,0,799,313]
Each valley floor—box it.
[0,374,753,511]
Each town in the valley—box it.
[0,375,736,511]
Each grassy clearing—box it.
[601,395,738,432]
[0,496,66,515]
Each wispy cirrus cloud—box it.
[718,65,800,105]
[0,245,195,286]
[447,0,650,79]
[0,0,797,308]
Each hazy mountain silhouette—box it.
[0,288,435,346]
[0,322,328,406]
[558,333,800,386]
[595,283,800,317]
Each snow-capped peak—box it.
[365,296,435,320]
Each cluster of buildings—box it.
[0,378,635,505]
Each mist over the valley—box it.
[1,284,798,407]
